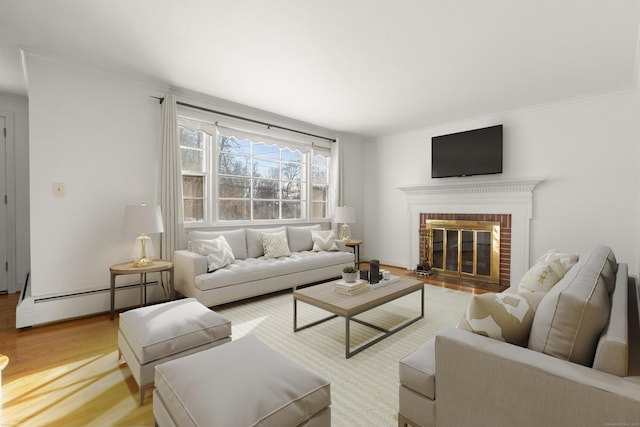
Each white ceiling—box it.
[1,0,639,136]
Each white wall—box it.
[26,53,163,299]
[364,89,640,278]
[20,53,366,324]
[0,93,29,292]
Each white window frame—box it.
[178,114,333,228]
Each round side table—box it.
[109,259,174,320]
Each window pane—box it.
[282,201,302,219]
[181,147,204,172]
[219,136,250,155]
[253,200,279,220]
[281,181,301,200]
[219,176,250,198]
[179,127,206,149]
[183,199,204,222]
[313,154,328,168]
[183,175,204,198]
[312,202,326,218]
[313,154,329,186]
[253,142,280,159]
[281,162,302,181]
[219,200,250,221]
[312,186,327,202]
[253,158,280,179]
[282,148,302,162]
[253,178,279,199]
[219,153,250,176]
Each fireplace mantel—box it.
[399,178,543,287]
[398,178,542,197]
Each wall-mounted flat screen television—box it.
[431,124,503,178]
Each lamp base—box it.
[340,223,352,241]
[133,257,154,268]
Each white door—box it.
[0,116,7,293]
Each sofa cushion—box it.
[399,339,436,400]
[119,298,231,365]
[260,230,291,258]
[518,258,566,293]
[311,229,339,251]
[528,245,613,366]
[246,227,286,258]
[457,292,544,346]
[287,225,321,252]
[193,236,236,272]
[189,229,248,260]
[194,250,353,291]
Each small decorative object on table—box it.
[342,265,359,283]
[369,259,380,284]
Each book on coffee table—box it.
[335,279,368,295]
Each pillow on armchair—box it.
[457,292,545,346]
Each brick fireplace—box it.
[419,213,511,287]
[399,179,542,288]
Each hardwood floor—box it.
[0,264,500,426]
[0,293,152,426]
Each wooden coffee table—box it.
[293,278,424,358]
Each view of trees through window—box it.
[179,124,330,224]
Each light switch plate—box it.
[53,182,65,197]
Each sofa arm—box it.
[174,250,208,292]
[434,327,640,427]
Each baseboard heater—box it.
[16,277,162,328]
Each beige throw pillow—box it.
[193,236,236,272]
[457,292,545,346]
[536,249,579,273]
[518,258,566,292]
[311,230,339,251]
[259,231,291,258]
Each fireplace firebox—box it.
[426,219,500,283]
[419,213,512,287]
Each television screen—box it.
[431,125,503,178]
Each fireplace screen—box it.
[427,220,500,283]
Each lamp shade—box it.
[124,204,164,236]
[334,206,356,224]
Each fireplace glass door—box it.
[427,220,500,283]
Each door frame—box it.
[0,110,17,294]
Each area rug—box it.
[216,284,472,427]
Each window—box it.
[178,119,332,225]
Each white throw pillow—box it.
[536,249,579,273]
[193,236,236,272]
[311,230,339,251]
[259,231,291,258]
[518,258,566,292]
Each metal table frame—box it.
[293,285,424,358]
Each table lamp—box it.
[124,203,164,268]
[334,206,355,241]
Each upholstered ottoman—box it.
[118,298,231,404]
[153,334,331,427]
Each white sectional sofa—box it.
[174,225,354,307]
[398,245,640,427]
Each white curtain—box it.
[160,94,185,263]
[329,137,344,232]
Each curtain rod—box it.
[153,96,336,143]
